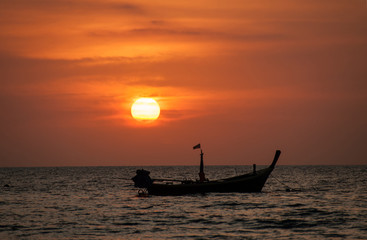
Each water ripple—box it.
[0,166,366,239]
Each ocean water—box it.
[1,165,366,239]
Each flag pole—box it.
[193,144,205,182]
[200,149,204,174]
[193,143,205,181]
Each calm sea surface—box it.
[1,166,367,239]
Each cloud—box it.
[0,53,158,86]
[0,0,145,15]
[88,26,287,43]
[113,2,145,14]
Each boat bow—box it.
[270,150,281,169]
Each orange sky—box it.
[1,0,366,167]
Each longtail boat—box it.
[132,145,281,196]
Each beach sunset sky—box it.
[1,0,366,167]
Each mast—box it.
[193,143,206,182]
[199,149,205,182]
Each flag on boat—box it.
[193,143,201,149]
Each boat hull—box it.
[148,167,273,196]
[133,150,281,196]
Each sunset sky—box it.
[1,0,366,167]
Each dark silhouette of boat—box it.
[132,145,281,196]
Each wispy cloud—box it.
[88,26,287,42]
[0,0,145,14]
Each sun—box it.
[131,98,160,121]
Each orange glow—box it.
[1,0,367,167]
[131,98,160,121]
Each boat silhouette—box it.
[132,146,281,196]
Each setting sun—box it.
[131,98,160,121]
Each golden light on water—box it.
[131,98,160,121]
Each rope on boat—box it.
[270,174,319,192]
[270,174,301,192]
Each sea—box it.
[1,165,366,239]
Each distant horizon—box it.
[1,163,366,168]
